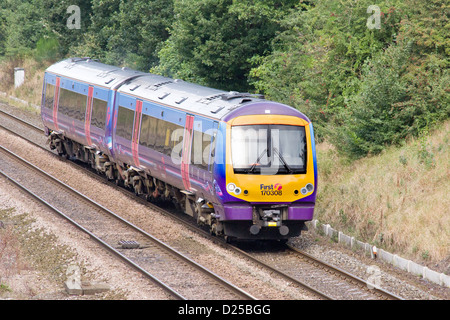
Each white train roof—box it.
[46,58,268,120]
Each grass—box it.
[0,208,128,299]
[0,210,26,289]
[0,208,80,289]
[316,120,449,264]
[0,56,51,107]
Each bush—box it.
[35,36,61,63]
[335,37,449,158]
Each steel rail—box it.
[0,143,256,300]
[286,245,403,300]
[0,166,185,300]
[0,109,43,132]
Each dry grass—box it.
[0,210,27,289]
[316,121,449,264]
[0,56,51,107]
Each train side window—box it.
[203,133,214,172]
[91,98,107,130]
[139,114,152,148]
[191,130,212,171]
[149,118,184,157]
[147,116,158,147]
[44,83,55,109]
[139,114,184,160]
[116,106,134,140]
[139,114,159,149]
[164,122,184,157]
[170,124,184,163]
[58,88,86,122]
[191,129,203,168]
[77,93,87,122]
[57,88,71,117]
[154,119,166,153]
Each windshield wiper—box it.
[273,147,293,173]
[247,148,267,173]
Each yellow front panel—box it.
[225,115,315,203]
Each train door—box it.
[84,85,94,147]
[181,114,194,191]
[113,94,137,165]
[52,77,61,131]
[131,99,143,167]
[190,119,218,198]
[41,74,56,132]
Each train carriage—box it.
[41,58,317,241]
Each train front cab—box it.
[218,113,317,240]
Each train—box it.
[40,58,317,241]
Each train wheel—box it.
[224,236,236,244]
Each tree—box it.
[250,0,407,139]
[336,0,449,158]
[74,0,174,71]
[154,0,298,91]
[0,0,47,57]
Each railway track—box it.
[0,143,256,300]
[231,243,402,300]
[0,107,403,300]
[286,245,401,300]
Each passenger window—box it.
[44,83,55,109]
[139,114,152,148]
[139,114,184,160]
[116,106,134,140]
[91,98,107,130]
[58,87,87,122]
[203,133,213,171]
[191,129,203,167]
[191,130,211,170]
[154,119,166,153]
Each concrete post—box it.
[14,68,25,88]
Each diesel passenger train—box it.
[41,58,317,241]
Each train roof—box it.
[46,58,309,122]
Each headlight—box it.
[227,183,236,192]
[301,183,314,195]
[227,183,242,195]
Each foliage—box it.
[250,0,409,140]
[35,36,62,63]
[0,0,448,159]
[75,0,174,71]
[0,0,47,57]
[250,0,449,156]
[153,0,298,91]
[332,1,449,157]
